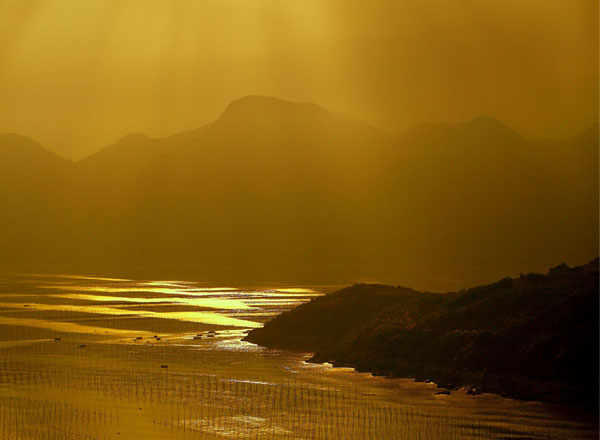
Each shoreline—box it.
[244,259,599,408]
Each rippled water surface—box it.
[0,274,596,439]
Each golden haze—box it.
[0,0,597,159]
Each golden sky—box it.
[0,0,597,159]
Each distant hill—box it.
[0,134,73,264]
[0,96,597,290]
[245,259,599,406]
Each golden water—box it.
[0,274,596,439]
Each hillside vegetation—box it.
[245,259,599,406]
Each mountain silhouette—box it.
[399,115,525,147]
[0,97,597,290]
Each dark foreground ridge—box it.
[245,259,599,406]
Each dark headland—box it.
[245,259,599,407]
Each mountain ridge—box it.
[0,133,72,164]
[6,96,593,162]
[0,96,597,291]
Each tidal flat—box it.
[0,274,596,439]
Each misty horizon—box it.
[0,95,598,162]
[3,95,600,162]
[1,1,597,160]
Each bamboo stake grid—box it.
[0,353,577,440]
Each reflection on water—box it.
[41,285,245,295]
[22,273,132,282]
[0,275,319,331]
[0,315,156,337]
[0,273,596,440]
[0,301,263,328]
[214,337,265,352]
[52,293,254,310]
[41,283,319,297]
[189,415,290,438]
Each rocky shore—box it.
[245,259,599,406]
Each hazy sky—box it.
[0,0,597,159]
